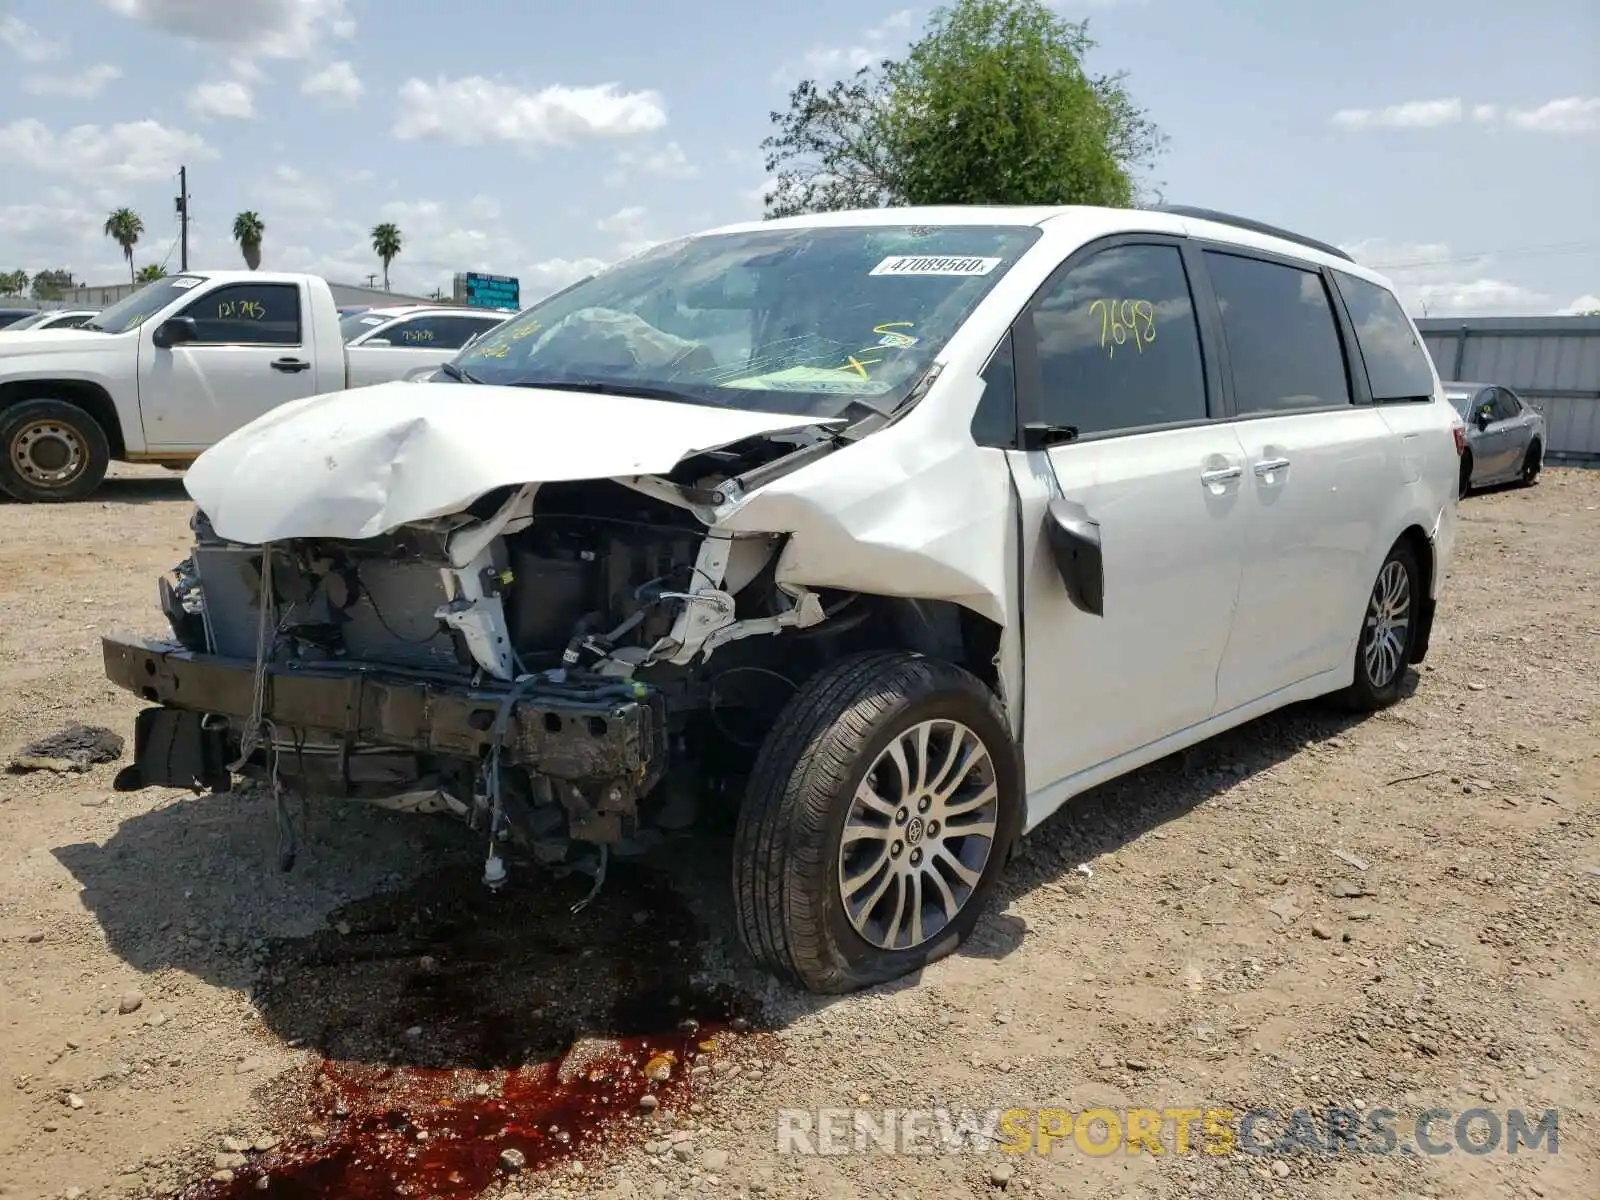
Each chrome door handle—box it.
[1253,457,1291,476]
[1201,466,1242,485]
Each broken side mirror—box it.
[1043,497,1104,617]
[152,316,198,348]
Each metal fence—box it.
[1418,315,1600,466]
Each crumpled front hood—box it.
[184,380,838,544]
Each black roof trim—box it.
[1151,205,1355,263]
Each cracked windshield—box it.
[454,225,1040,415]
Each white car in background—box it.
[341,305,512,386]
[105,204,1461,995]
[0,308,100,333]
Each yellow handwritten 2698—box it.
[1089,298,1157,359]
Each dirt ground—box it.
[1,465,1596,1200]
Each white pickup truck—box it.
[0,271,506,502]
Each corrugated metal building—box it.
[1417,315,1600,466]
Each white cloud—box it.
[189,79,256,119]
[523,256,608,297]
[393,77,667,146]
[778,9,912,83]
[1558,294,1600,315]
[1340,237,1554,317]
[24,64,123,99]
[1471,104,1498,123]
[258,165,333,214]
[1506,97,1600,134]
[607,141,698,185]
[302,60,363,106]
[596,206,647,236]
[100,0,353,58]
[0,118,216,184]
[0,15,64,62]
[1330,98,1463,130]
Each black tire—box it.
[1520,440,1542,487]
[0,398,111,502]
[1458,452,1473,499]
[733,650,1023,994]
[1333,540,1421,713]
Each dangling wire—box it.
[230,544,275,772]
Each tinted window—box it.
[178,283,301,345]
[1205,252,1351,414]
[1031,243,1208,436]
[1491,388,1522,421]
[971,331,1017,446]
[1333,271,1435,401]
[1445,390,1477,418]
[388,314,502,350]
[49,313,93,329]
[341,310,391,342]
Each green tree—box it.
[763,0,1164,217]
[370,222,403,291]
[233,211,265,270]
[0,269,28,297]
[30,269,74,301]
[103,208,145,284]
[135,263,169,283]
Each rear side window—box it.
[1204,251,1351,415]
[1030,243,1209,436]
[1332,271,1435,401]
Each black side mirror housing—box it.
[153,316,198,349]
[1043,497,1104,617]
[1475,409,1492,430]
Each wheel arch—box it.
[1395,523,1437,665]
[0,379,128,459]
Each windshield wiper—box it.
[436,361,481,384]
[506,378,717,408]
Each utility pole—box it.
[175,166,190,272]
[365,273,378,288]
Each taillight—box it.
[1452,426,1467,456]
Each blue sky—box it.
[1,0,1595,314]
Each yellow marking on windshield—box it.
[842,355,881,379]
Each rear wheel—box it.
[1520,440,1542,486]
[733,651,1022,994]
[0,398,111,502]
[1333,540,1420,712]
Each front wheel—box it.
[733,651,1023,994]
[1333,540,1420,712]
[0,398,111,502]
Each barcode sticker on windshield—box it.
[170,277,204,289]
[870,255,1001,277]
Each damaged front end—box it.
[104,432,855,893]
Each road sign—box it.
[455,272,520,310]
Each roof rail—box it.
[1151,204,1355,263]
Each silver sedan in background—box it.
[1444,380,1546,496]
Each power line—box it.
[1364,240,1600,271]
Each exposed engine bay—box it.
[118,430,990,900]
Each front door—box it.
[138,280,319,450]
[1015,239,1248,791]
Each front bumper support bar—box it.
[102,636,668,791]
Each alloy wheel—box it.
[1363,559,1411,689]
[837,719,999,951]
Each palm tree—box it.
[103,208,144,284]
[135,264,168,283]
[370,222,402,291]
[232,211,265,271]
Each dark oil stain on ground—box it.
[176,855,753,1199]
